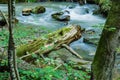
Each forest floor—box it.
[0,23,90,80]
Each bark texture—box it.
[8,0,20,80]
[92,0,120,80]
[16,25,81,60]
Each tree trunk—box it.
[8,0,20,80]
[16,25,82,60]
[91,0,120,80]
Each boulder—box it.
[83,29,100,45]
[22,8,32,16]
[32,6,46,14]
[83,37,99,45]
[78,0,85,5]
[51,11,70,21]
[87,0,95,4]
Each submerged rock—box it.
[83,37,99,45]
[32,6,46,14]
[51,11,70,21]
[83,29,100,45]
[22,8,32,16]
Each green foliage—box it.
[0,59,8,66]
[0,72,9,80]
[104,27,116,32]
[19,59,90,80]
[0,24,50,47]
[92,24,104,29]
[27,0,37,2]
[99,0,111,12]
[116,46,120,53]
[0,29,9,47]
[63,63,90,80]
[19,67,64,80]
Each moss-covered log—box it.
[16,25,81,58]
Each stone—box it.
[32,6,46,14]
[22,8,32,16]
[83,29,100,45]
[78,0,85,5]
[83,37,99,45]
[51,11,70,21]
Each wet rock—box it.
[81,8,89,14]
[22,8,32,16]
[81,28,86,33]
[84,8,89,13]
[83,29,100,45]
[68,5,76,9]
[51,11,70,21]
[83,37,99,45]
[85,29,95,34]
[32,6,46,14]
[78,0,85,5]
[67,57,90,65]
[87,0,95,4]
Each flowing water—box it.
[0,2,106,60]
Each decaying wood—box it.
[62,44,82,59]
[17,25,82,60]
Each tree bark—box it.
[16,25,82,61]
[8,0,20,80]
[91,0,120,80]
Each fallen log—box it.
[16,25,82,59]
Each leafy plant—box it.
[19,60,90,80]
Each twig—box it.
[40,54,45,61]
[62,44,83,59]
[53,64,62,71]
[19,54,31,59]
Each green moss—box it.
[16,26,72,57]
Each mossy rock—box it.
[78,0,85,5]
[51,12,70,21]
[32,6,46,14]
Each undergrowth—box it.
[0,23,51,47]
[0,24,90,80]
